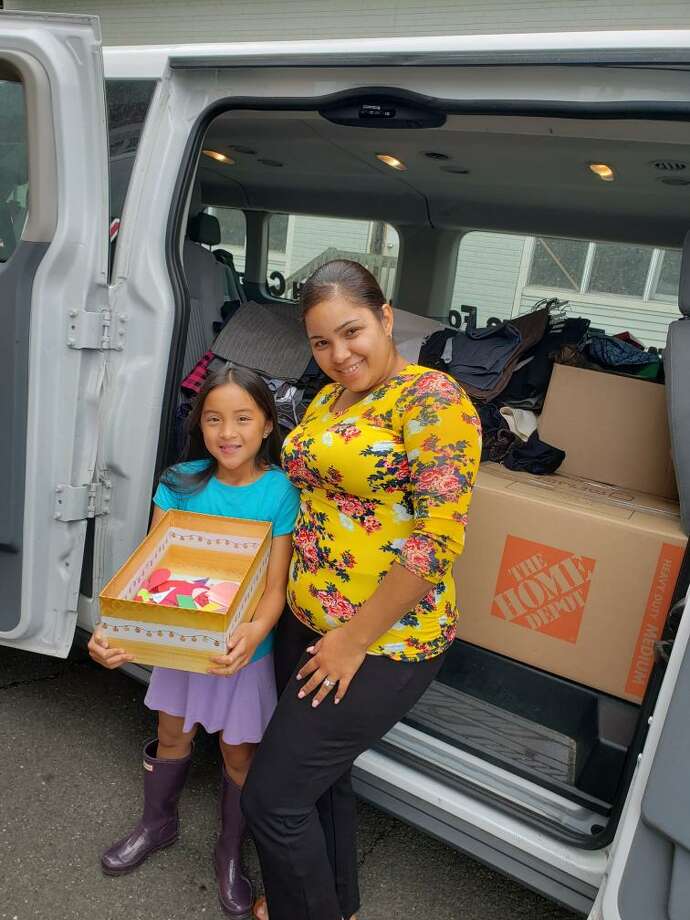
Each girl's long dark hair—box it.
[160,364,282,494]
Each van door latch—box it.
[55,475,112,522]
[67,308,127,351]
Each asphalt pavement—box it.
[0,644,580,920]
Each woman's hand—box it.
[87,628,133,669]
[208,622,266,677]
[296,627,368,707]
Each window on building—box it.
[0,74,28,263]
[527,236,681,305]
[266,213,399,300]
[529,237,589,292]
[588,243,653,298]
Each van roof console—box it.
[319,92,446,129]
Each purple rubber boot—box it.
[215,767,253,918]
[101,739,192,875]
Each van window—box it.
[0,75,28,263]
[266,213,399,300]
[105,79,156,272]
[454,231,682,349]
[206,206,246,271]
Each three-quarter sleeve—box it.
[398,372,481,583]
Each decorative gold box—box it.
[98,510,272,673]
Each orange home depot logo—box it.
[491,536,596,643]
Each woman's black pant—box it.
[241,612,446,920]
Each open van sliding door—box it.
[593,582,690,920]
[0,13,109,656]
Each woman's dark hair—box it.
[160,364,282,494]
[299,259,386,319]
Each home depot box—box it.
[538,364,677,500]
[454,464,686,702]
[99,510,272,673]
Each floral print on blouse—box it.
[281,364,482,662]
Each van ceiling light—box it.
[203,149,234,164]
[424,151,450,161]
[376,154,407,171]
[589,162,615,182]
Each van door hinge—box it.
[67,308,127,351]
[55,475,112,522]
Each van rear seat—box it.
[182,211,226,378]
[664,231,690,535]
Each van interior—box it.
[142,86,690,849]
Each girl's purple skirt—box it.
[144,653,277,744]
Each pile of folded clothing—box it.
[419,301,664,476]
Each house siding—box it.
[285,215,371,276]
[6,0,690,45]
[519,290,680,349]
[451,232,527,327]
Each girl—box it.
[88,365,300,920]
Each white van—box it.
[2,12,690,917]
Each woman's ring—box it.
[323,677,335,688]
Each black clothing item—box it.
[446,322,523,395]
[503,430,565,475]
[501,317,590,409]
[242,612,446,920]
[450,308,549,403]
[477,403,518,462]
[419,328,456,370]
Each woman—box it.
[244,260,481,920]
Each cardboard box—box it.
[538,364,677,500]
[99,510,272,673]
[455,465,686,702]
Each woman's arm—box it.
[208,534,293,676]
[298,372,481,705]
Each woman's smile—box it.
[336,359,365,379]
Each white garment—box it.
[499,406,538,442]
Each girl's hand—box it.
[208,622,266,677]
[87,628,133,669]
[296,627,367,707]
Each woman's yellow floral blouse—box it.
[281,364,482,661]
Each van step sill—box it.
[407,682,577,785]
